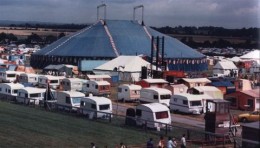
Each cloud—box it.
[0,0,259,28]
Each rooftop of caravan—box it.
[20,73,39,77]
[62,78,87,83]
[0,83,24,89]
[82,96,111,104]
[19,87,46,93]
[173,93,210,101]
[60,91,85,97]
[139,103,169,112]
[182,78,211,83]
[89,80,110,85]
[39,75,65,80]
[120,84,142,90]
[192,86,221,92]
[87,74,111,79]
[142,87,172,94]
[143,79,168,84]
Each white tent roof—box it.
[240,50,260,59]
[94,56,153,72]
[213,61,238,70]
[228,56,241,62]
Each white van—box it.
[38,75,64,89]
[18,73,39,86]
[16,87,46,105]
[82,80,110,96]
[56,91,85,111]
[135,103,171,129]
[60,78,87,91]
[117,84,141,102]
[0,83,24,97]
[139,87,172,107]
[0,71,24,83]
[169,93,204,114]
[79,96,112,119]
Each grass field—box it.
[0,101,158,147]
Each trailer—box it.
[79,96,112,119]
[38,75,64,89]
[134,103,171,129]
[16,87,46,105]
[117,84,142,102]
[60,78,87,91]
[82,80,110,97]
[169,93,204,114]
[0,83,24,101]
[0,71,24,83]
[139,87,172,107]
[56,91,85,111]
[18,73,40,86]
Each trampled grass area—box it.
[0,101,156,147]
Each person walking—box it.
[167,136,174,148]
[172,137,177,148]
[146,138,154,148]
[181,134,186,148]
[90,142,96,148]
[120,142,126,148]
[158,136,166,148]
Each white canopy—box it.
[240,50,260,60]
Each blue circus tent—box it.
[31,20,207,71]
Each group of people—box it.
[147,134,187,148]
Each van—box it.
[139,87,172,107]
[135,103,171,129]
[82,80,110,96]
[169,93,204,114]
[16,87,46,105]
[79,96,112,119]
[56,91,85,111]
[117,84,141,102]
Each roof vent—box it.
[133,5,144,26]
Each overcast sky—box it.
[0,0,259,28]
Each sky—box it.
[0,0,259,28]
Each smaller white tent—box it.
[94,56,157,82]
[213,61,238,76]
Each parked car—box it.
[238,110,260,122]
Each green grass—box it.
[0,101,157,147]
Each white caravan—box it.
[79,96,112,119]
[117,84,142,102]
[169,93,204,114]
[0,71,24,83]
[38,75,64,89]
[139,87,172,107]
[82,80,110,96]
[16,87,46,105]
[61,78,87,91]
[18,73,39,86]
[135,103,171,129]
[0,83,24,97]
[56,91,85,111]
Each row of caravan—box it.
[118,84,223,114]
[0,71,111,96]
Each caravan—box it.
[16,87,46,105]
[79,96,112,119]
[0,71,24,83]
[38,75,64,89]
[60,78,87,91]
[139,87,172,107]
[82,80,110,96]
[117,84,141,102]
[169,93,204,114]
[18,73,39,86]
[56,91,85,111]
[0,83,24,100]
[135,103,171,129]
